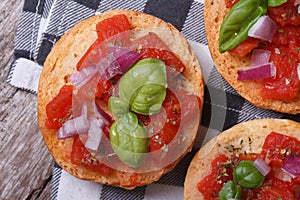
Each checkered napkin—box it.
[7,0,300,199]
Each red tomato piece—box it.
[77,14,130,71]
[225,0,239,8]
[96,14,130,42]
[261,26,300,100]
[130,32,169,51]
[139,48,186,73]
[76,39,106,71]
[252,177,298,200]
[95,75,121,107]
[261,131,300,167]
[71,136,112,175]
[197,154,233,200]
[45,85,73,130]
[228,37,260,57]
[130,32,186,73]
[268,0,300,26]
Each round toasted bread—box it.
[184,118,300,199]
[37,10,204,189]
[204,0,300,114]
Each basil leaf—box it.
[110,112,149,168]
[233,160,265,188]
[268,0,287,7]
[118,58,167,115]
[108,96,129,117]
[218,181,242,200]
[219,0,268,53]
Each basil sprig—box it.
[219,0,268,53]
[110,112,149,168]
[233,160,265,188]
[218,181,242,200]
[218,160,265,200]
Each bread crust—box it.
[204,0,300,114]
[184,118,300,199]
[37,10,204,189]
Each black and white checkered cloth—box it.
[7,0,300,199]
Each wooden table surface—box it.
[1,1,53,199]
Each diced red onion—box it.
[281,156,300,178]
[57,103,89,139]
[108,46,140,72]
[93,101,112,125]
[96,53,122,81]
[248,15,277,42]
[84,118,104,151]
[238,62,276,81]
[295,0,300,6]
[250,49,271,67]
[95,47,140,81]
[69,65,97,89]
[253,157,271,176]
[298,5,300,14]
[273,167,292,182]
[57,115,90,139]
[297,63,300,80]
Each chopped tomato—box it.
[225,0,239,8]
[197,154,232,200]
[130,32,169,51]
[261,131,300,167]
[71,135,112,175]
[95,75,121,107]
[261,25,300,100]
[45,85,73,130]
[130,32,186,73]
[228,37,260,57]
[77,14,130,71]
[252,177,298,200]
[139,48,186,73]
[268,0,300,26]
[96,14,130,42]
[76,39,106,71]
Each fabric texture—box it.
[7,0,300,199]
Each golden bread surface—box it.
[204,0,300,114]
[38,10,204,189]
[184,118,300,199]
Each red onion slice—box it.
[295,0,300,6]
[281,156,300,178]
[70,65,97,89]
[96,53,121,81]
[95,47,140,81]
[250,49,271,67]
[108,46,140,72]
[57,103,89,139]
[57,115,90,139]
[253,157,271,176]
[93,101,112,125]
[238,62,276,81]
[84,118,104,151]
[248,15,277,42]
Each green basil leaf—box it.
[108,96,129,117]
[268,0,287,7]
[233,160,265,188]
[131,83,166,115]
[219,0,268,53]
[118,58,167,115]
[218,181,242,200]
[110,112,149,168]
